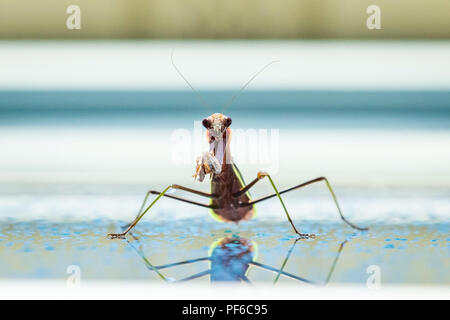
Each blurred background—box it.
[0,0,449,285]
[0,0,449,218]
[1,0,450,39]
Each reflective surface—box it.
[0,88,448,286]
[0,202,448,284]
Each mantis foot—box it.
[107,233,126,240]
[296,233,316,240]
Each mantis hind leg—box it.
[236,172,314,238]
[237,173,368,236]
[121,185,217,231]
[108,185,215,239]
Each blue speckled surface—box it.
[1,216,448,284]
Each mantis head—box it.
[202,113,232,165]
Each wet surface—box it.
[0,48,449,289]
[1,216,448,285]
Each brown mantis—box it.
[107,55,368,240]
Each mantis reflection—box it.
[126,233,349,285]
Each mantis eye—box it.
[202,118,212,129]
[224,117,232,127]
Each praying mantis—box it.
[107,54,368,240]
[127,233,349,285]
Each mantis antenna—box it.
[223,60,279,112]
[171,50,211,111]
